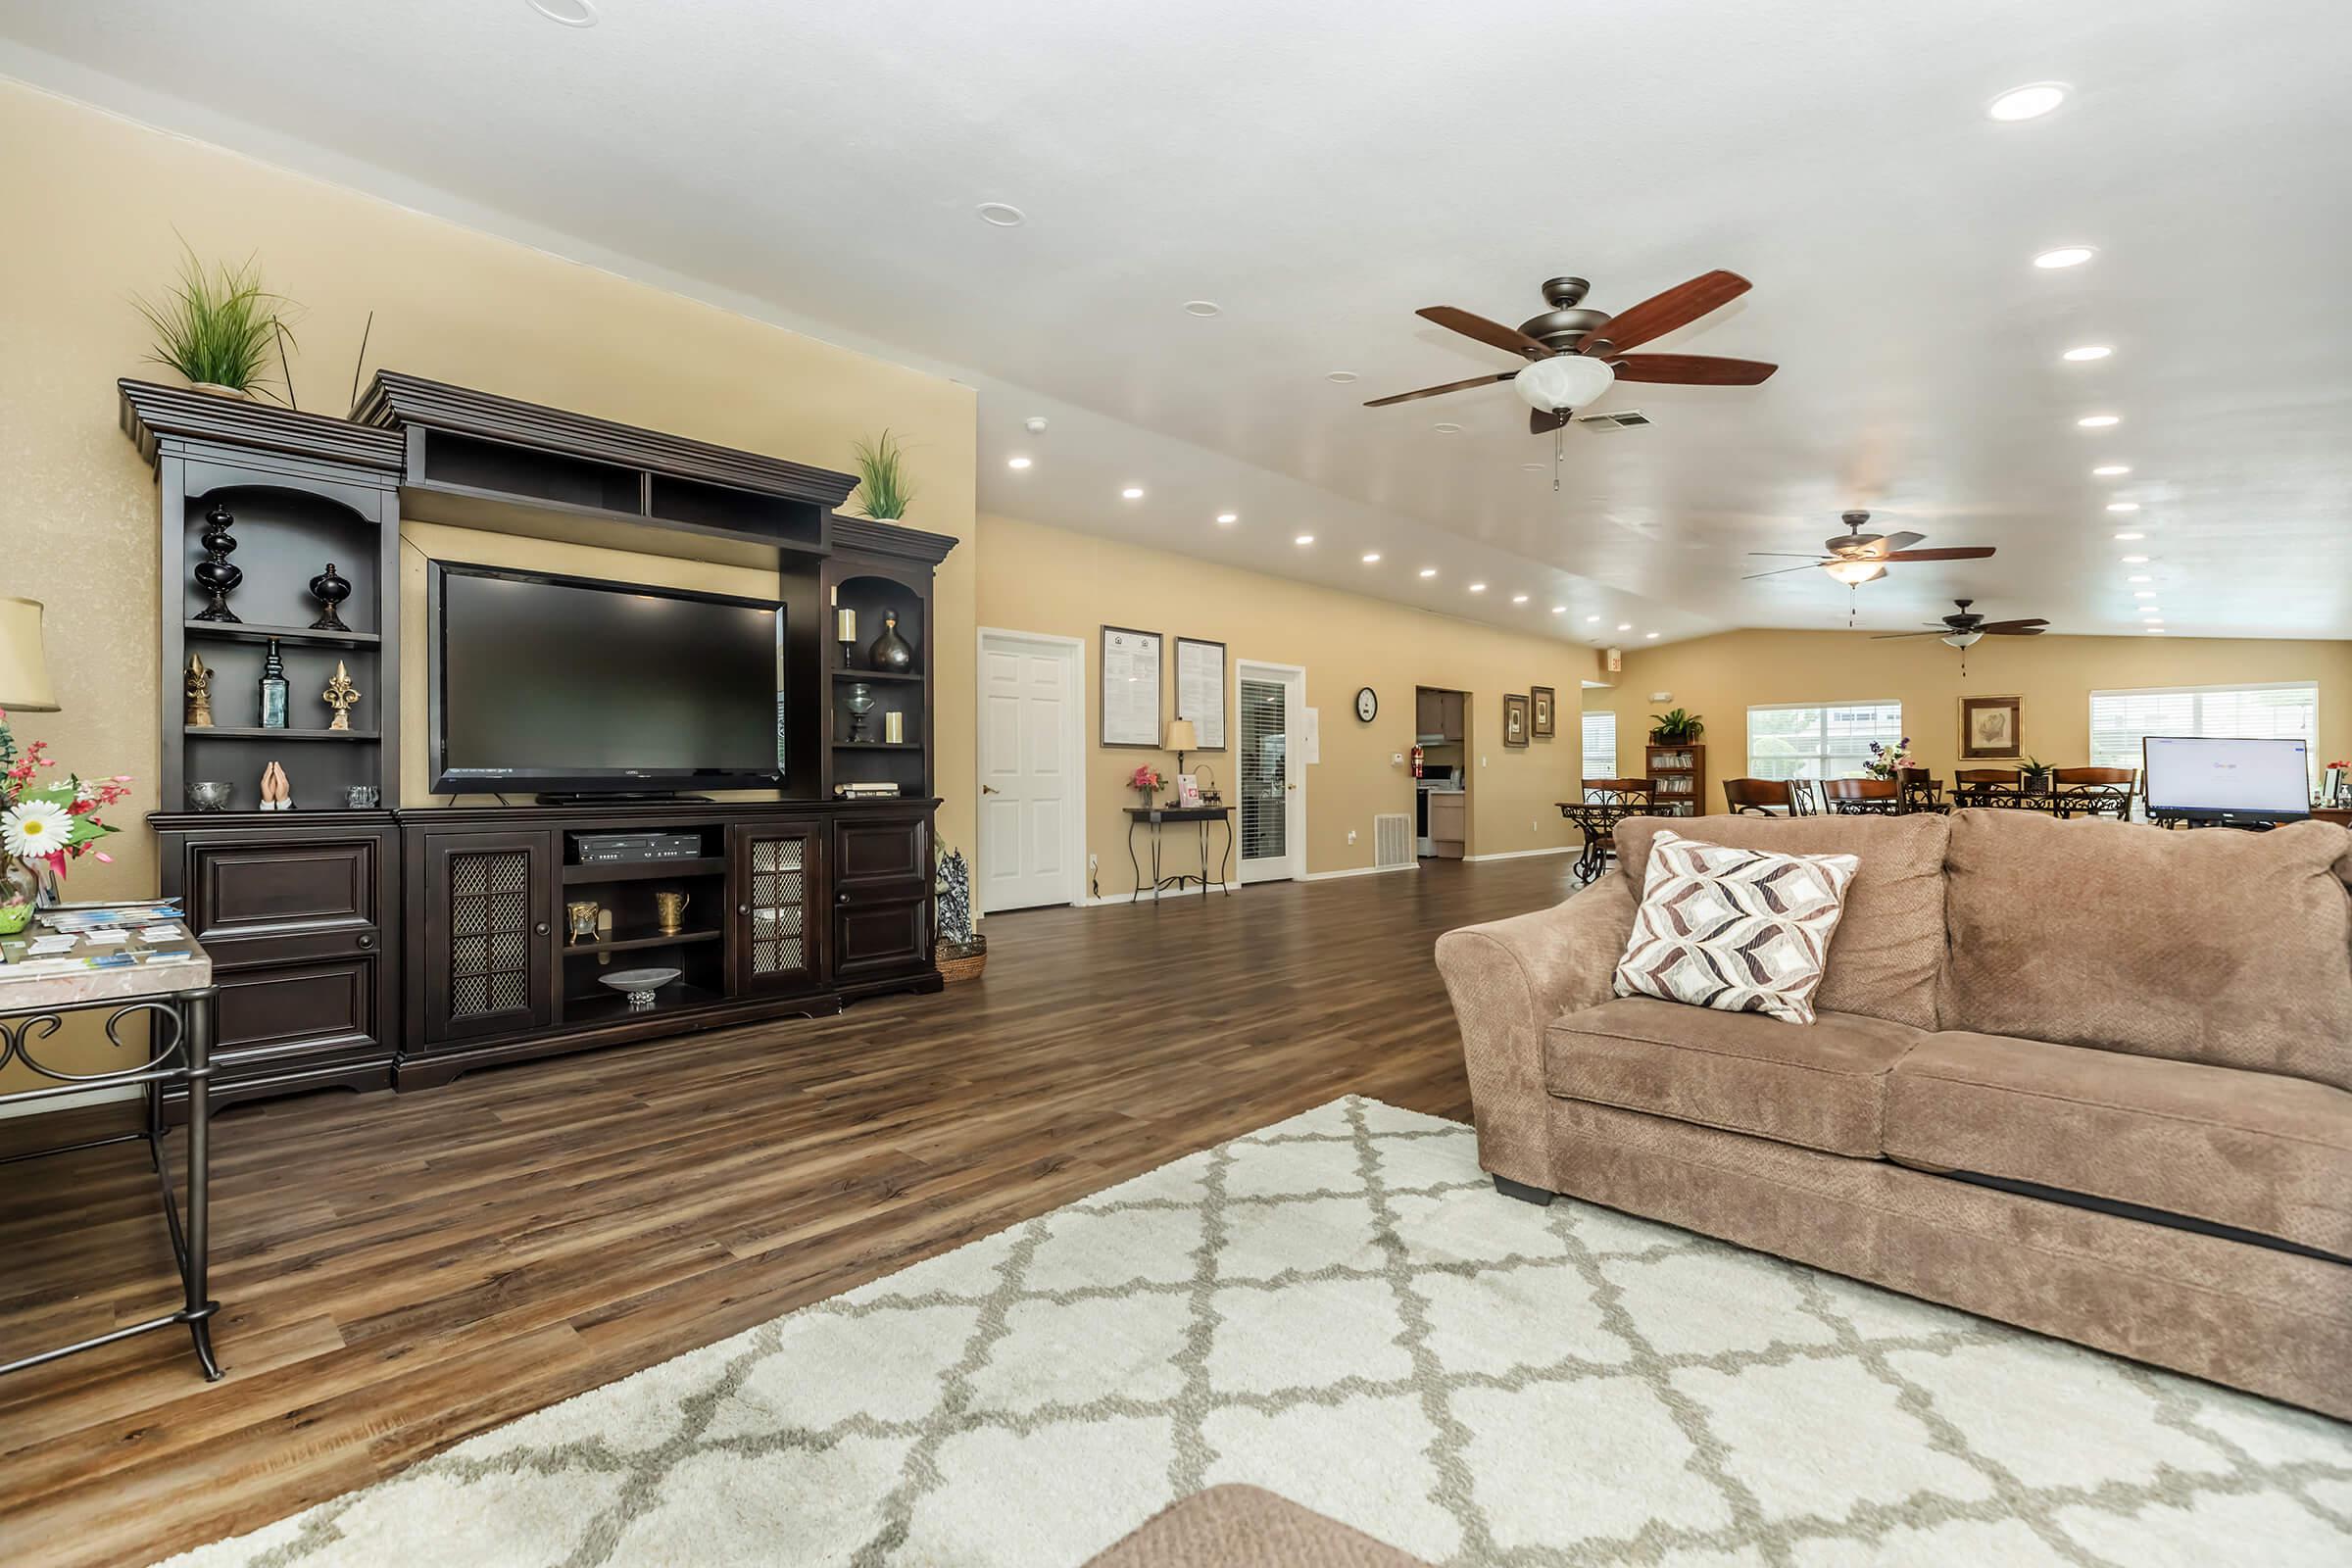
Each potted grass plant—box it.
[1647,709,1705,745]
[850,429,915,521]
[133,242,296,401]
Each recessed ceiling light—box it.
[2128,574,2152,583]
[1586,614,1601,623]
[1520,463,1546,472]
[2092,464,2132,476]
[1214,513,1238,525]
[1120,486,1145,500]
[2034,246,2096,270]
[1361,552,1382,564]
[1417,566,1437,577]
[976,202,1027,227]
[1987,81,2069,122]
[1005,456,1032,470]
[2134,590,2157,599]
[1550,606,1567,614]
[2077,414,2121,428]
[525,0,598,25]
[2107,502,2140,513]
[1644,631,1661,640]
[1182,300,1220,317]
[2120,555,2149,564]
[1294,534,1314,546]
[1511,594,1528,604]
[2063,345,2113,363]
[1325,370,1358,384]
[1617,622,1633,631]
[2113,531,2144,541]
[2145,627,2168,635]
[1433,421,1463,434]
[1467,581,1486,592]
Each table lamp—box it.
[1,597,59,712]
[1164,718,1199,790]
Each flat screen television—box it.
[429,562,783,796]
[2141,735,2311,825]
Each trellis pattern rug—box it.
[164,1098,2352,1567]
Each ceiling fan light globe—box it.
[1942,630,1985,649]
[1513,355,1615,413]
[1823,560,1886,586]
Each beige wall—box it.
[1585,629,2352,791]
[0,81,974,1088]
[974,514,1604,889]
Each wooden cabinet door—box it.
[728,822,821,996]
[830,809,932,982]
[416,828,557,1045]
[1443,691,1466,741]
[1415,689,1441,736]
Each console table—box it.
[1125,807,1235,902]
[0,930,220,1382]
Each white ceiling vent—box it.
[1577,410,1651,429]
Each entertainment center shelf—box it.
[123,372,957,1114]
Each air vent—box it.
[1374,813,1414,869]
[1578,410,1651,429]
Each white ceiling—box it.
[6,0,2350,645]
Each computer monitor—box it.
[2140,736,2312,825]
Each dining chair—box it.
[1722,777,1792,815]
[1821,777,1901,814]
[1576,777,1654,879]
[1953,768,2024,808]
[1785,777,1822,817]
[2053,765,2137,820]
[1895,766,1947,814]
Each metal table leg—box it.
[1219,815,1234,893]
[1128,817,1145,904]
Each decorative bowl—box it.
[600,965,681,1008]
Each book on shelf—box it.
[835,782,903,799]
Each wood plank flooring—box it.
[0,855,1579,1567]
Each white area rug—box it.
[164,1098,2352,1567]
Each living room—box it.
[2,5,2348,1565]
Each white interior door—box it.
[1237,661,1306,883]
[976,629,1083,912]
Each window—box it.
[1747,700,1903,781]
[2088,682,2319,781]
[1581,710,1618,780]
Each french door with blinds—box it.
[1236,661,1305,883]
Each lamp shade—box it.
[0,597,58,711]
[1164,718,1200,753]
[1513,355,1615,413]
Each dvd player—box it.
[574,832,705,864]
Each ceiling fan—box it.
[1744,512,1996,586]
[1873,599,2049,648]
[1364,271,1778,435]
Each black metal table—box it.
[1125,806,1236,902]
[1555,800,1647,884]
[0,931,220,1382]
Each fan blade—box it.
[1878,530,1926,554]
[1582,270,1751,356]
[1530,407,1571,434]
[1363,372,1514,408]
[1417,306,1551,360]
[1977,619,2049,634]
[1870,630,1949,639]
[1881,547,1996,562]
[1746,552,1834,560]
[1606,353,1778,386]
[1741,564,1827,580]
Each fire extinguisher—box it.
[1410,744,1425,779]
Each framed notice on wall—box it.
[1100,625,1163,748]
[1174,636,1227,751]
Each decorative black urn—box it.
[867,608,914,673]
[309,562,353,632]
[191,503,244,623]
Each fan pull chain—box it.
[1553,424,1565,492]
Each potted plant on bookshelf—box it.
[0,711,130,935]
[934,843,987,982]
[133,243,297,402]
[849,428,915,522]
[1648,709,1705,745]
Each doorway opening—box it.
[1414,685,1471,859]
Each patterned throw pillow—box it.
[1611,828,1860,1025]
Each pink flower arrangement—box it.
[1128,763,1164,798]
[1,708,129,890]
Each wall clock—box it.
[1354,686,1378,723]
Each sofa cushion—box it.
[1612,813,1949,1031]
[1940,812,2352,1092]
[1547,996,1926,1157]
[1611,828,1859,1025]
[1886,1031,2352,1257]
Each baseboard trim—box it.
[1462,846,1578,863]
[0,1084,140,1120]
[1301,861,1421,882]
[1083,881,1240,907]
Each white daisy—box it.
[3,799,71,858]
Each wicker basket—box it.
[937,935,988,983]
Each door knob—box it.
[533,921,550,935]
[981,784,1000,795]
[837,892,851,906]
[738,904,751,916]
[356,933,374,949]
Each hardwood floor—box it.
[0,855,1580,1567]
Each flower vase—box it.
[0,859,41,937]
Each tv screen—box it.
[431,563,782,794]
[2141,736,2310,821]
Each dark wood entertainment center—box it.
[122,375,953,1112]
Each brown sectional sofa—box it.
[1435,808,2352,1418]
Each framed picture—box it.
[1176,772,1203,808]
[1961,695,2022,760]
[1173,636,1227,751]
[1530,685,1556,739]
[1503,692,1532,749]
[1100,625,1163,748]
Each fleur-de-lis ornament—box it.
[322,661,362,731]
